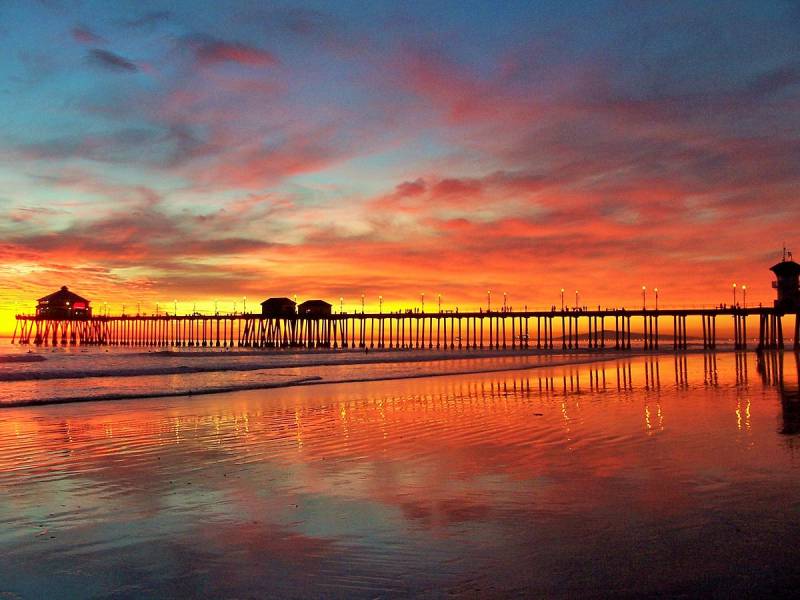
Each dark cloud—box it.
[745,64,800,99]
[15,126,209,167]
[122,10,171,29]
[3,199,274,269]
[8,206,70,224]
[251,7,362,57]
[18,128,155,162]
[274,8,332,36]
[87,49,137,73]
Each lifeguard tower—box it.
[771,248,800,314]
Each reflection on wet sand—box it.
[2,352,800,597]
[757,351,800,437]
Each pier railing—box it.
[12,307,799,351]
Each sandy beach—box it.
[2,352,800,597]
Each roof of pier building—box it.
[299,300,331,307]
[37,286,90,306]
[260,297,295,307]
[298,300,332,315]
[770,259,800,277]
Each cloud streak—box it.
[71,25,105,44]
[185,35,279,67]
[87,49,137,72]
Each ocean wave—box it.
[0,362,283,382]
[0,353,634,408]
[0,376,323,407]
[0,349,574,382]
[0,354,46,363]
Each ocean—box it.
[1,346,799,597]
[0,345,624,406]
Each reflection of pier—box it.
[11,307,799,351]
[757,351,800,435]
[531,352,750,394]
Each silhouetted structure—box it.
[13,251,800,350]
[298,300,332,317]
[261,297,296,318]
[771,250,800,314]
[36,286,91,319]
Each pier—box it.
[11,306,799,351]
[13,251,800,352]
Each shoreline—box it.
[0,347,748,409]
[0,343,739,381]
[0,346,627,381]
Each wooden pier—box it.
[12,307,800,351]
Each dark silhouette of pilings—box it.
[757,312,786,350]
[12,307,798,352]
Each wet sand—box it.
[2,352,800,597]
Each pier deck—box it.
[12,307,799,351]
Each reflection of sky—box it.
[1,1,799,331]
[2,353,800,595]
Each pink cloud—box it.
[72,26,105,45]
[187,37,279,67]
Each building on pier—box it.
[298,299,332,317]
[771,252,800,314]
[35,286,91,319]
[261,297,296,318]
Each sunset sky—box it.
[1,1,799,332]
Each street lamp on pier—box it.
[642,286,646,310]
[214,299,218,315]
[340,297,344,314]
[438,293,441,313]
[243,296,247,314]
[742,285,747,308]
[421,292,425,313]
[361,294,365,313]
[575,290,579,309]
[654,288,659,310]
[560,288,564,311]
[487,290,491,312]
[503,292,507,312]
[732,283,737,307]
[379,295,383,313]
[174,299,177,315]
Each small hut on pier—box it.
[298,300,332,317]
[36,286,91,319]
[771,253,800,314]
[261,297,296,318]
